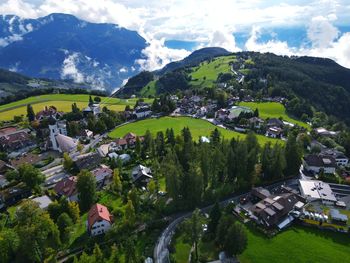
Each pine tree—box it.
[76,170,96,212]
[26,104,35,121]
[208,202,221,234]
[89,95,93,106]
[285,133,302,177]
[125,199,136,227]
[210,128,221,146]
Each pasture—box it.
[109,116,280,145]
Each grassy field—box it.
[140,80,157,97]
[239,102,310,129]
[239,225,350,263]
[190,55,235,88]
[109,116,280,145]
[0,94,153,121]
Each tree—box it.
[15,200,60,262]
[94,119,107,134]
[0,228,19,263]
[124,199,136,227]
[162,151,181,201]
[254,108,259,117]
[89,95,94,106]
[92,244,104,263]
[124,237,137,263]
[113,168,122,194]
[77,170,96,212]
[57,213,73,243]
[67,201,80,223]
[216,215,235,248]
[6,163,44,193]
[166,128,175,146]
[184,208,202,261]
[135,137,141,157]
[208,202,221,235]
[94,96,101,103]
[210,128,221,146]
[148,179,157,197]
[27,104,35,121]
[284,134,302,177]
[224,222,248,256]
[63,153,74,171]
[77,141,84,152]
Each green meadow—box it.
[239,101,310,129]
[109,116,280,145]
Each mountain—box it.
[0,13,147,92]
[119,49,350,124]
[157,47,230,75]
[0,67,92,103]
[118,47,230,96]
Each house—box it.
[303,154,337,174]
[315,127,338,137]
[10,153,41,169]
[250,192,305,229]
[79,129,94,139]
[123,132,143,147]
[91,165,113,187]
[267,118,284,128]
[249,117,264,129]
[215,109,229,121]
[74,152,101,171]
[0,175,9,189]
[131,165,152,185]
[36,106,63,121]
[83,103,101,116]
[108,153,131,163]
[115,138,128,150]
[87,203,112,236]
[0,128,35,153]
[134,104,152,118]
[321,149,349,167]
[54,176,78,202]
[265,126,282,138]
[32,195,52,210]
[330,209,348,225]
[298,179,337,205]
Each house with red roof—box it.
[87,203,112,236]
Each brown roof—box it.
[54,176,78,198]
[124,132,137,140]
[0,127,17,136]
[0,130,33,150]
[87,203,112,230]
[115,138,128,146]
[10,153,41,168]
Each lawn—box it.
[190,55,235,88]
[239,225,350,263]
[239,102,310,129]
[140,80,157,97]
[0,94,153,121]
[109,116,280,145]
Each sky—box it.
[0,0,350,69]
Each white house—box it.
[298,179,337,205]
[303,154,337,174]
[87,203,112,236]
[134,105,152,118]
[49,120,67,151]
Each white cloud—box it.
[245,26,295,56]
[0,34,23,47]
[208,30,240,52]
[61,52,85,83]
[307,16,339,49]
[136,36,190,71]
[119,67,127,73]
[0,0,350,69]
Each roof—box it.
[87,203,112,230]
[56,134,77,153]
[124,132,137,140]
[251,187,271,200]
[267,118,284,127]
[115,138,128,146]
[91,166,113,178]
[10,153,41,168]
[0,130,33,150]
[74,152,101,170]
[132,164,152,182]
[0,126,17,136]
[32,195,52,209]
[54,176,78,198]
[299,180,337,202]
[303,154,337,168]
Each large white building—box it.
[298,179,337,205]
[49,120,77,153]
[303,154,337,175]
[87,203,112,236]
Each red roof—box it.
[87,203,112,230]
[54,176,77,198]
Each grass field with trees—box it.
[0,94,153,121]
[239,101,310,129]
[109,116,280,145]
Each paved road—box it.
[153,178,297,263]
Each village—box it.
[0,91,350,262]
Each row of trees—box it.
[137,127,302,209]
